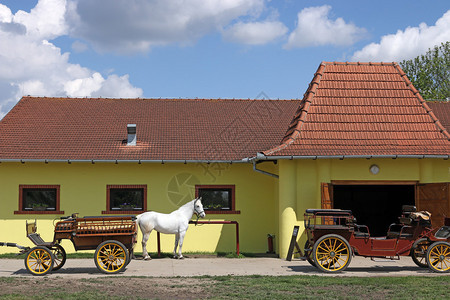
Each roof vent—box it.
[127,124,136,146]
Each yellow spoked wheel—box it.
[50,244,66,271]
[426,242,450,273]
[24,246,54,276]
[411,238,429,268]
[95,240,129,274]
[312,234,352,272]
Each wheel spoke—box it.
[334,259,341,269]
[317,245,330,253]
[331,238,337,251]
[334,247,348,254]
[333,242,344,252]
[443,260,449,269]
[323,240,332,252]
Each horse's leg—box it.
[173,233,179,259]
[177,231,186,259]
[141,229,152,260]
[131,246,136,260]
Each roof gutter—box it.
[252,160,279,178]
[0,158,251,164]
[254,153,450,160]
[1,154,448,164]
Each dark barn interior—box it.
[333,185,415,237]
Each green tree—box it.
[400,42,450,100]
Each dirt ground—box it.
[0,277,214,299]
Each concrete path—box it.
[1,256,448,278]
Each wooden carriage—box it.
[24,214,137,275]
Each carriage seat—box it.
[398,205,416,225]
[28,233,45,245]
[435,226,450,239]
[346,217,370,238]
[387,226,414,239]
[387,205,416,238]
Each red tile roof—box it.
[263,62,450,158]
[428,101,450,133]
[0,97,300,161]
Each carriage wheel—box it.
[411,238,430,268]
[426,242,450,273]
[95,240,129,274]
[125,249,132,267]
[24,246,54,276]
[50,244,66,271]
[304,241,316,267]
[312,234,352,272]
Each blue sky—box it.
[0,0,449,118]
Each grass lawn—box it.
[0,275,448,299]
[208,275,450,299]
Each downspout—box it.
[252,160,279,178]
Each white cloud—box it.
[66,0,265,53]
[64,72,104,97]
[0,4,13,22]
[284,5,367,49]
[0,0,143,118]
[223,21,288,45]
[352,10,450,62]
[13,0,68,40]
[93,74,143,98]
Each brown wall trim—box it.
[102,184,147,214]
[331,180,418,186]
[195,184,240,214]
[14,184,64,215]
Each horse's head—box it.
[194,197,206,218]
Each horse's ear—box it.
[199,197,202,201]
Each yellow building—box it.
[0,62,449,258]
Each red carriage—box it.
[302,205,450,273]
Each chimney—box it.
[127,124,136,146]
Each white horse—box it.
[136,197,205,260]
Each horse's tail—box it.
[135,213,142,232]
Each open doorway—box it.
[333,185,415,237]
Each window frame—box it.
[195,185,240,214]
[103,185,147,214]
[14,185,64,215]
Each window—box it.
[195,185,239,214]
[15,185,63,215]
[103,185,147,214]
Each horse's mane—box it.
[179,198,196,210]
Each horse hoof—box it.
[178,256,184,260]
[144,256,152,261]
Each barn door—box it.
[416,183,450,227]
[321,183,333,224]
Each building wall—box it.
[2,158,448,257]
[0,161,279,255]
[278,158,450,258]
